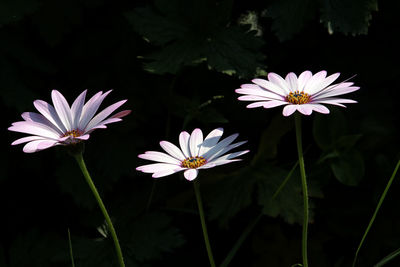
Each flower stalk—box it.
[294,114,309,267]
[74,152,125,267]
[193,180,216,267]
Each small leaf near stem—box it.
[294,113,309,267]
[193,179,216,267]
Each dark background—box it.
[1,0,399,266]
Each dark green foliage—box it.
[2,0,400,266]
[126,0,266,77]
[320,0,378,35]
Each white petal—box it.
[22,140,58,153]
[85,100,127,131]
[207,141,247,162]
[51,90,73,131]
[189,128,203,157]
[184,169,199,181]
[78,91,111,130]
[179,131,191,158]
[198,128,224,156]
[34,100,67,132]
[285,72,298,92]
[70,90,87,128]
[306,73,340,95]
[282,105,298,116]
[8,121,60,139]
[136,163,181,173]
[303,71,327,94]
[152,168,184,178]
[297,71,312,91]
[202,133,239,160]
[139,151,182,165]
[267,73,291,94]
[21,112,63,135]
[160,141,186,160]
[236,87,284,100]
[297,104,313,115]
[12,136,47,145]
[251,79,287,96]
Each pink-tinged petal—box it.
[312,86,360,99]
[8,121,60,139]
[262,100,288,108]
[51,90,73,131]
[179,131,191,158]
[246,102,270,108]
[267,73,291,94]
[139,151,181,165]
[238,95,271,101]
[136,163,180,173]
[282,105,298,117]
[22,140,58,153]
[11,136,46,145]
[189,128,203,157]
[304,71,327,94]
[236,88,285,101]
[307,73,340,95]
[152,168,184,178]
[251,78,287,96]
[70,90,87,128]
[21,112,63,134]
[34,100,67,132]
[85,100,127,131]
[309,104,330,114]
[297,104,313,115]
[78,90,111,130]
[198,127,224,156]
[75,134,90,140]
[311,98,357,107]
[184,169,198,181]
[160,141,186,160]
[112,110,131,118]
[285,72,298,92]
[202,133,239,160]
[210,150,250,165]
[207,141,248,162]
[297,71,312,91]
[197,163,217,169]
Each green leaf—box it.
[265,0,317,41]
[330,149,365,186]
[320,0,378,35]
[208,163,314,226]
[127,212,185,262]
[125,0,265,77]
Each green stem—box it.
[352,159,400,267]
[74,153,125,267]
[193,180,216,267]
[67,228,75,267]
[294,114,309,267]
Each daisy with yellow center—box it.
[136,128,249,181]
[8,89,130,152]
[236,70,359,116]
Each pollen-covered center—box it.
[286,91,311,104]
[62,129,82,138]
[181,156,207,169]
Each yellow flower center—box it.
[181,156,207,169]
[286,91,310,104]
[62,129,82,138]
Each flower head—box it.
[136,128,249,181]
[236,70,360,116]
[8,89,131,153]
